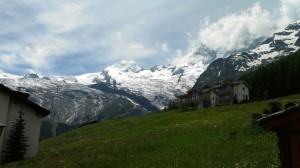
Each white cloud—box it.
[0,35,71,72]
[199,3,273,51]
[116,32,123,41]
[113,42,156,60]
[25,69,40,74]
[2,1,300,75]
[277,0,300,29]
[155,43,169,53]
[98,28,157,61]
[161,43,169,53]
[0,54,19,67]
[37,3,89,34]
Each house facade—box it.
[214,81,250,104]
[199,89,219,108]
[0,84,50,161]
[174,81,250,108]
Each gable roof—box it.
[231,81,251,88]
[201,89,219,97]
[213,81,250,89]
[258,104,300,131]
[0,84,50,117]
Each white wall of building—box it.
[209,91,219,107]
[0,93,43,160]
[233,83,249,103]
[0,92,10,159]
[200,91,219,108]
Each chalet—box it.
[259,105,300,168]
[214,81,250,104]
[0,84,50,162]
[174,81,250,108]
[198,89,219,108]
[175,89,196,108]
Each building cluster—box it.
[173,81,250,108]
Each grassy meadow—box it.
[5,94,300,167]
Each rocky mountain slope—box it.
[73,45,252,109]
[193,20,300,89]
[0,73,155,124]
[0,39,258,125]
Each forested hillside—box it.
[239,51,300,100]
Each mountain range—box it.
[193,20,300,89]
[1,20,300,125]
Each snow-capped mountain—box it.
[0,43,229,124]
[0,72,156,124]
[0,39,259,126]
[3,19,296,125]
[0,43,238,125]
[193,20,300,89]
[72,42,262,109]
[73,45,224,108]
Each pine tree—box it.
[3,111,29,163]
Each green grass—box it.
[5,94,300,168]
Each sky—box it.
[0,0,300,76]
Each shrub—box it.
[268,101,282,113]
[263,108,271,114]
[285,101,296,109]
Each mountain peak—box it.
[108,60,143,73]
[285,20,300,30]
[24,73,40,79]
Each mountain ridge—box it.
[193,20,300,89]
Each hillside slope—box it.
[240,51,300,100]
[6,94,300,167]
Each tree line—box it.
[239,51,300,100]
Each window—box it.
[243,87,245,91]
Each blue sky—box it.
[0,0,299,76]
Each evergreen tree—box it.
[3,111,29,163]
[239,52,300,100]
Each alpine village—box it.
[2,2,300,168]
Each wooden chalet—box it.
[259,105,300,168]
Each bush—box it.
[268,101,282,113]
[263,108,271,114]
[285,101,296,109]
